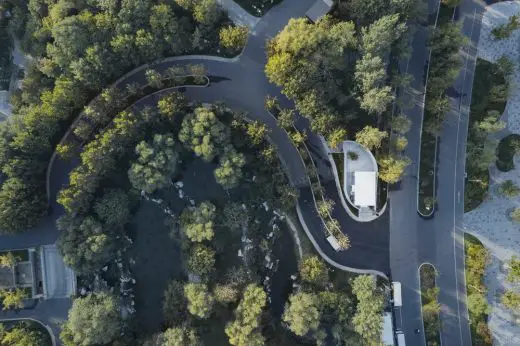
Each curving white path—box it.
[463,1,520,344]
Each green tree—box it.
[57,215,116,274]
[317,199,334,218]
[393,136,408,151]
[214,284,240,304]
[466,293,490,318]
[378,155,410,183]
[162,326,200,346]
[163,280,187,326]
[225,284,267,346]
[283,292,321,337]
[502,290,520,311]
[214,148,245,189]
[128,134,179,194]
[193,0,220,26]
[0,178,47,234]
[299,256,328,286]
[355,126,388,150]
[179,107,229,162]
[219,26,248,53]
[1,321,48,346]
[180,202,217,242]
[352,275,384,342]
[145,69,164,89]
[94,189,130,226]
[391,115,412,134]
[499,180,520,198]
[184,283,214,319]
[507,256,520,283]
[265,17,357,136]
[327,128,347,150]
[61,292,121,346]
[246,121,268,146]
[0,252,19,268]
[277,108,295,130]
[0,289,26,310]
[187,244,215,277]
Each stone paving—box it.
[463,2,520,344]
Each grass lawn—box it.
[420,264,441,346]
[464,234,492,345]
[234,0,283,17]
[465,59,508,212]
[496,134,520,172]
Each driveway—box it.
[40,245,76,299]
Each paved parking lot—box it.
[40,245,75,299]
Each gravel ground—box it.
[463,2,520,344]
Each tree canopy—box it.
[61,292,121,346]
[128,133,179,193]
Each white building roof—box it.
[353,171,377,207]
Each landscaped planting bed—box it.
[464,234,492,345]
[464,59,508,212]
[420,264,441,346]
[234,0,282,17]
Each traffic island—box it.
[419,263,441,345]
[417,3,464,217]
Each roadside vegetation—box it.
[420,264,441,346]
[464,58,510,212]
[0,0,247,233]
[418,2,466,215]
[464,234,492,345]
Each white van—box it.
[392,281,402,307]
[396,332,405,346]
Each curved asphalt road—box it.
[0,0,390,343]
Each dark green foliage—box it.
[496,134,520,172]
[61,292,122,346]
[163,280,188,327]
[0,0,230,231]
[465,59,508,212]
[491,15,520,40]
